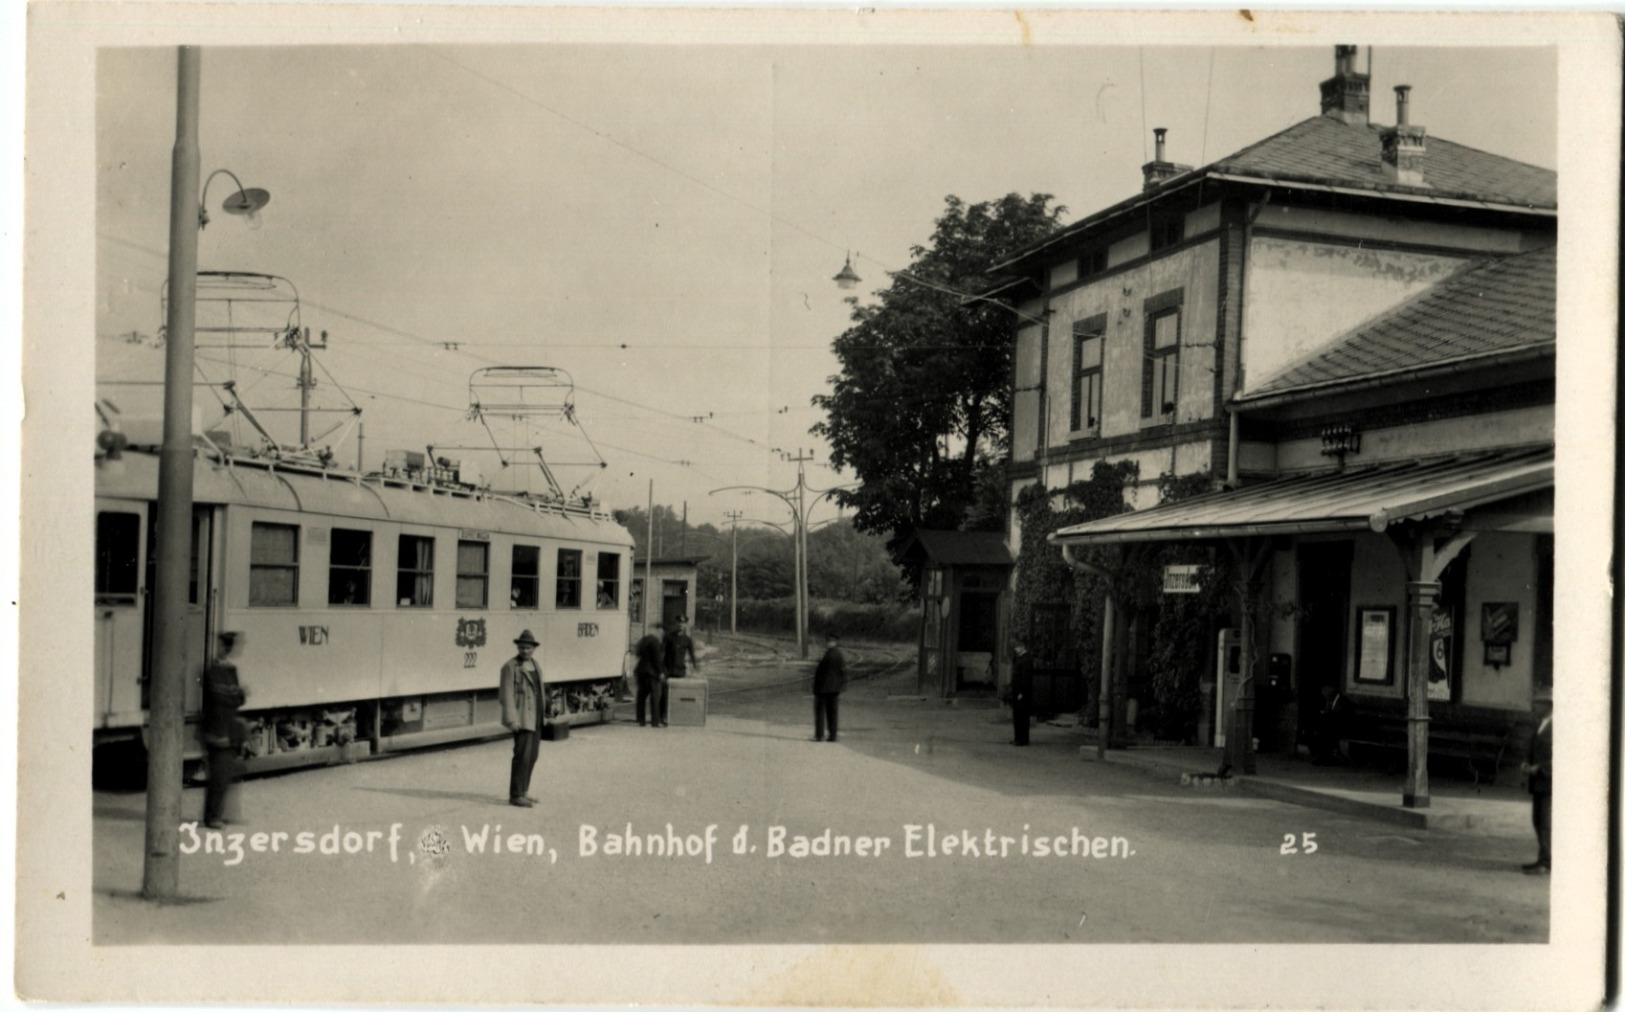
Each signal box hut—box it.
[630,555,709,638]
[893,530,1016,699]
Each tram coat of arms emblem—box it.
[454,617,488,648]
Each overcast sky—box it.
[94,36,1556,528]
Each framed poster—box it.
[1356,606,1396,684]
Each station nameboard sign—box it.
[1162,564,1202,594]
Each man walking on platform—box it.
[1521,688,1553,874]
[812,631,847,742]
[499,629,544,807]
[634,622,667,728]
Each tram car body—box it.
[94,446,634,775]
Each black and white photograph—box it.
[14,4,1620,1010]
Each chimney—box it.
[1380,84,1427,186]
[1319,44,1370,126]
[1141,127,1193,191]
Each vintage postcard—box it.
[15,3,1619,1010]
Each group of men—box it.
[631,618,700,728]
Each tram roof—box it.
[96,450,631,545]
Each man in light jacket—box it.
[499,629,544,807]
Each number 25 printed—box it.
[1281,832,1318,855]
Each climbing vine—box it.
[1011,460,1139,718]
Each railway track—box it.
[701,632,909,697]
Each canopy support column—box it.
[1222,536,1274,775]
[1388,520,1476,808]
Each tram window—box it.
[95,511,140,604]
[596,552,620,608]
[511,545,539,609]
[397,534,435,607]
[328,528,372,606]
[556,549,582,609]
[457,540,490,609]
[249,521,300,607]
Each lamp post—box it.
[712,461,856,660]
[144,46,270,900]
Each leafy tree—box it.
[812,193,1066,561]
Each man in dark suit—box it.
[1009,641,1034,746]
[201,630,248,829]
[634,623,667,728]
[663,618,700,680]
[1520,688,1553,874]
[812,632,847,742]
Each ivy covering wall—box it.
[1012,464,1231,740]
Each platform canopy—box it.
[1049,446,1553,547]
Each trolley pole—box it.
[144,45,202,900]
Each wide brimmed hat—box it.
[514,629,540,647]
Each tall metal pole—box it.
[642,480,654,636]
[144,45,202,900]
[298,337,312,448]
[788,449,814,659]
[724,510,742,635]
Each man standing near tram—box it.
[634,622,667,727]
[499,629,544,808]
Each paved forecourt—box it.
[93,656,1547,945]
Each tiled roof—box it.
[993,113,1556,274]
[1240,245,1555,401]
[1212,115,1557,209]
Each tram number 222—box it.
[1280,832,1319,855]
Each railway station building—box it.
[992,46,1555,803]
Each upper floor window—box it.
[1070,314,1107,435]
[1079,248,1107,280]
[397,534,435,607]
[511,545,539,608]
[596,552,621,609]
[249,521,299,607]
[556,548,583,609]
[1150,214,1185,252]
[328,528,372,606]
[1141,289,1183,422]
[456,539,490,609]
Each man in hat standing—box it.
[1520,687,1553,874]
[812,631,846,742]
[1008,640,1034,747]
[499,629,545,807]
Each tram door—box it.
[137,507,215,718]
[94,504,147,729]
[182,508,214,716]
